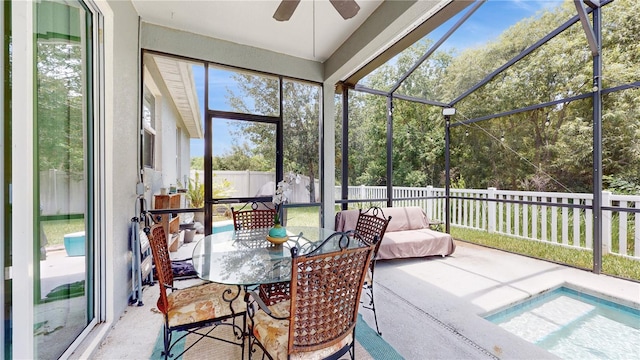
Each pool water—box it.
[485,287,640,359]
[212,222,234,234]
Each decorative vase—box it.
[268,223,287,239]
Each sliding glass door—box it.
[33,1,95,358]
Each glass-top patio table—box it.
[191,226,361,286]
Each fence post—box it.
[488,187,497,233]
[246,170,251,197]
[359,185,366,203]
[426,186,433,219]
[601,190,612,255]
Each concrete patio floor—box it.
[86,239,640,360]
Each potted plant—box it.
[187,172,205,224]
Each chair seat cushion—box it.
[166,282,244,328]
[252,300,353,360]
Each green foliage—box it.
[347,43,450,188]
[281,207,320,227]
[191,157,204,170]
[211,143,272,171]
[444,2,598,191]
[221,76,320,201]
[36,41,85,180]
[41,219,85,247]
[405,170,428,187]
[187,172,205,208]
[450,174,466,189]
[213,177,234,199]
[187,172,234,208]
[457,0,639,192]
[603,175,640,195]
[345,0,640,193]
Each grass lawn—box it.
[451,227,640,282]
[213,205,321,227]
[284,207,321,227]
[41,219,85,247]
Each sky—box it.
[428,0,562,52]
[190,0,564,158]
[190,66,235,157]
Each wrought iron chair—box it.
[146,223,245,359]
[231,201,277,230]
[245,231,375,360]
[355,206,391,335]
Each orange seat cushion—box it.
[252,300,353,360]
[166,282,244,328]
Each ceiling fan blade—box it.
[329,0,360,20]
[273,0,301,22]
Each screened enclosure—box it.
[336,0,639,280]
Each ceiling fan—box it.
[273,0,360,22]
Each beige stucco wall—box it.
[102,0,141,326]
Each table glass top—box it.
[191,226,361,286]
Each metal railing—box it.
[337,185,640,260]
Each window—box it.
[142,89,156,168]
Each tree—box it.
[436,0,638,192]
[224,76,321,202]
[347,40,451,187]
[211,143,271,171]
[344,0,639,194]
[37,40,85,180]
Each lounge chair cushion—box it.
[252,300,353,360]
[377,228,455,259]
[335,206,455,260]
[164,282,244,328]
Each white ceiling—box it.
[132,0,384,62]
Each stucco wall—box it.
[103,0,140,323]
[141,55,193,204]
[158,93,180,185]
[140,23,324,83]
[179,127,191,187]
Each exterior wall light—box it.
[442,108,456,116]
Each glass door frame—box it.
[1,1,7,358]
[202,63,285,235]
[203,66,284,233]
[9,1,104,358]
[204,112,282,234]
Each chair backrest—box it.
[355,207,391,257]
[287,231,374,355]
[147,223,173,314]
[231,202,277,230]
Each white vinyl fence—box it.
[40,170,85,216]
[338,185,640,260]
[41,169,638,260]
[40,170,319,216]
[192,170,320,203]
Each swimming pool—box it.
[485,287,640,359]
[212,221,234,234]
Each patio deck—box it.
[86,239,640,359]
